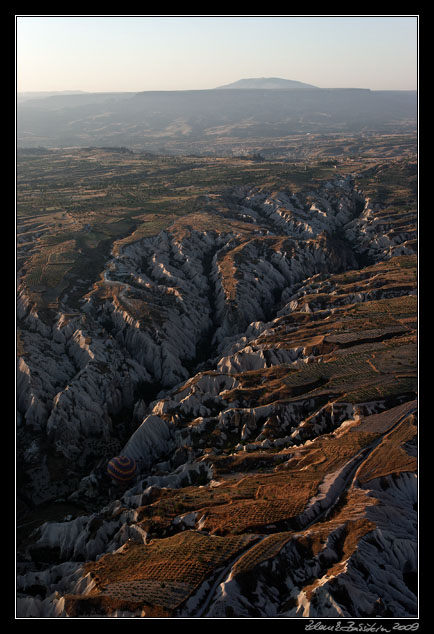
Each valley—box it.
[16,136,418,618]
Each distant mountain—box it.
[17,91,135,109]
[17,90,88,104]
[17,85,417,152]
[216,77,320,90]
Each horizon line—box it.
[17,86,418,94]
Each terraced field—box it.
[64,531,258,615]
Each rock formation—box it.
[16,164,418,618]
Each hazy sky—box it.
[16,15,418,93]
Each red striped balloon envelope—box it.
[107,455,137,483]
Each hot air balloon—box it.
[107,455,137,484]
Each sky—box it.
[16,15,418,93]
